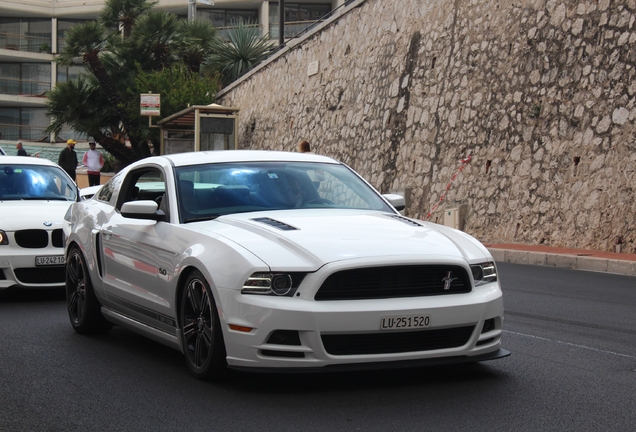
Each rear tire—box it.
[66,245,112,334]
[179,270,227,380]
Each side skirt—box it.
[101,307,183,352]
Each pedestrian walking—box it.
[58,139,78,181]
[82,140,104,186]
[16,141,28,156]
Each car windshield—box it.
[0,164,77,201]
[175,161,393,222]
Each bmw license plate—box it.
[381,315,430,330]
[36,255,65,266]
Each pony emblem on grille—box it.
[442,271,458,290]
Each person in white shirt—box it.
[82,140,104,186]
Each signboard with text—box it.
[140,93,160,116]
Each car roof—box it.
[149,150,340,168]
[0,155,60,167]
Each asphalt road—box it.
[1,263,635,431]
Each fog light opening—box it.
[481,318,496,334]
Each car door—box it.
[100,165,180,333]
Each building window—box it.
[57,65,86,83]
[0,18,52,53]
[57,20,85,53]
[0,107,49,141]
[0,63,51,96]
[269,2,331,39]
[198,9,260,38]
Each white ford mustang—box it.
[63,150,508,379]
[1,156,79,291]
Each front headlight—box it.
[470,262,497,286]
[0,230,8,245]
[242,272,305,297]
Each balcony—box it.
[0,77,50,96]
[0,32,52,54]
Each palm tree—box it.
[46,75,139,163]
[206,21,276,85]
[57,21,150,159]
[176,19,217,74]
[101,0,157,38]
[130,10,180,71]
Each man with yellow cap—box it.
[58,139,78,181]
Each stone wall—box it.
[218,0,636,253]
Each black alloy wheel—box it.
[179,270,227,380]
[66,246,112,334]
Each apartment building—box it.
[0,0,346,145]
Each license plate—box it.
[381,315,430,330]
[36,255,65,266]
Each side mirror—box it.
[121,200,166,221]
[382,194,405,211]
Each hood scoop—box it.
[387,214,425,227]
[251,217,299,231]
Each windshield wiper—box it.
[20,197,72,201]
[183,214,223,223]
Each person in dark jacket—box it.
[16,141,28,156]
[58,139,78,181]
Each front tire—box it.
[179,270,227,380]
[66,246,112,334]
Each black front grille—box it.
[51,229,64,248]
[315,265,471,300]
[14,229,48,248]
[14,267,65,284]
[321,326,475,356]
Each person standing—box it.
[16,141,28,156]
[82,140,104,186]
[58,139,78,181]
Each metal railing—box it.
[0,123,49,141]
[268,20,319,40]
[217,23,262,40]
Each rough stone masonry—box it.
[218,0,636,253]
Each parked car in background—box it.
[63,150,508,379]
[0,156,79,292]
[79,185,102,200]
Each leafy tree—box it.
[206,21,277,85]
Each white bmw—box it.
[1,156,79,291]
[63,150,508,379]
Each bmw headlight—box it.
[0,230,8,245]
[470,262,497,286]
[242,272,305,297]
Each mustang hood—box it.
[0,200,74,231]
[197,210,492,271]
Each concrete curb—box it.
[488,249,636,277]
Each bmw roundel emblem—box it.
[43,221,53,227]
